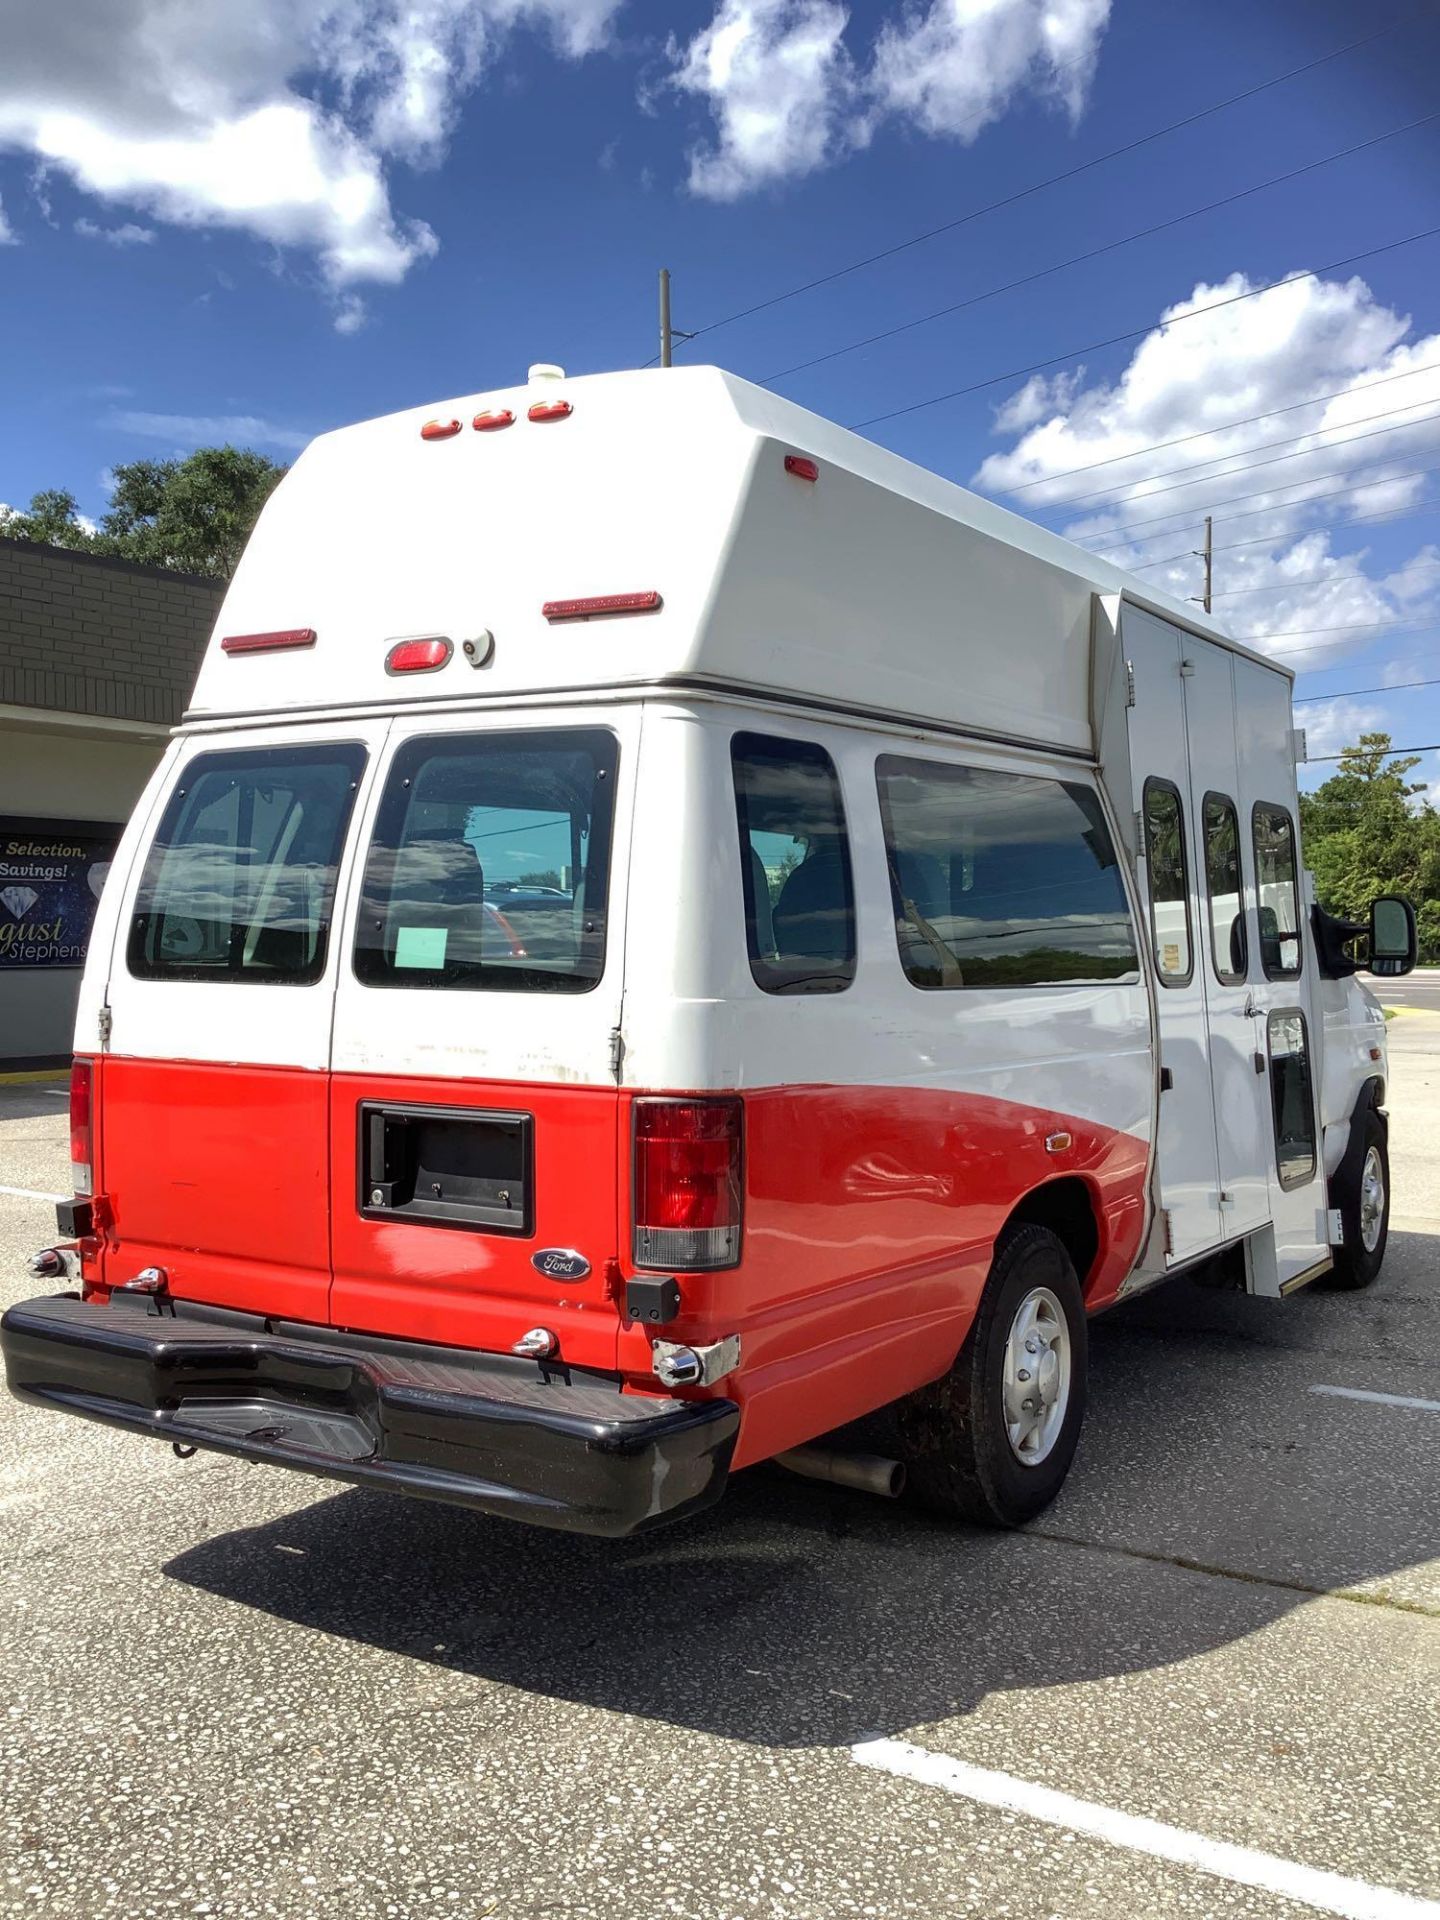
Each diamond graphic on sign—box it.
[87,862,111,901]
[0,887,39,920]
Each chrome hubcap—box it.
[1360,1145,1386,1254]
[1002,1286,1071,1466]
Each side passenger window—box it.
[731,733,856,995]
[1142,779,1193,987]
[1202,793,1247,986]
[1253,803,1302,979]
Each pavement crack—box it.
[1024,1526,1440,1619]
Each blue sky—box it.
[2,0,1439,792]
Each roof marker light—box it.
[542,591,662,622]
[784,454,819,482]
[386,636,453,674]
[473,408,515,432]
[421,418,462,441]
[528,399,573,423]
[221,628,317,655]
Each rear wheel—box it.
[896,1223,1088,1527]
[1326,1108,1389,1290]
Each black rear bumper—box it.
[1,1294,738,1537]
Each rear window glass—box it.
[353,729,618,994]
[731,732,857,995]
[127,744,366,984]
[1253,802,1302,979]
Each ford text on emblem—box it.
[531,1248,591,1281]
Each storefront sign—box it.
[0,818,121,970]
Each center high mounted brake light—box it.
[220,628,316,655]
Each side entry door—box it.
[1124,610,1224,1262]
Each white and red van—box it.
[3,364,1416,1535]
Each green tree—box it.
[1300,733,1440,961]
[1,446,286,579]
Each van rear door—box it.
[326,709,635,1372]
[96,723,388,1318]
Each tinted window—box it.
[875,756,1139,989]
[127,744,365,984]
[354,730,617,994]
[1142,779,1193,986]
[1268,1010,1317,1188]
[1253,803,1302,979]
[732,732,856,995]
[1203,793,1247,986]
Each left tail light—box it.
[70,1057,94,1196]
[633,1098,743,1271]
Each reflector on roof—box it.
[528,400,573,423]
[473,408,516,432]
[421,418,462,441]
[542,591,662,622]
[784,454,819,482]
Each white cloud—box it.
[0,1,624,316]
[0,194,14,244]
[108,410,312,453]
[973,269,1440,673]
[871,0,1110,141]
[1296,697,1388,762]
[74,217,156,246]
[669,0,862,200]
[667,0,1110,199]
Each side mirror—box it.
[1367,894,1418,977]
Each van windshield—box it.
[353,729,618,994]
[127,743,366,984]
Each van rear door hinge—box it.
[607,1027,624,1081]
[1124,659,1136,708]
[98,1002,113,1050]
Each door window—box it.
[875,756,1138,988]
[1253,803,1302,978]
[1267,1010,1317,1188]
[1202,793,1247,986]
[353,729,617,994]
[1142,779,1193,987]
[731,732,856,994]
[127,743,366,984]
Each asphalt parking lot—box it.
[1,1029,1437,1920]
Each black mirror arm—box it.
[1310,903,1366,979]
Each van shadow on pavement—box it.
[164,1241,1440,1750]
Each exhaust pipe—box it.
[775,1446,906,1500]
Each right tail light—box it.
[69,1057,94,1196]
[633,1098,743,1271]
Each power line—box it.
[1029,395,1440,517]
[1263,621,1440,654]
[1207,558,1440,599]
[1088,455,1440,548]
[1211,501,1440,555]
[763,112,1440,386]
[851,223,1440,430]
[1295,677,1440,703]
[653,19,1409,356]
[1308,741,1440,761]
[1003,359,1440,495]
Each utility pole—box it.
[659,267,673,368]
[1199,514,1213,614]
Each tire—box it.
[895,1223,1088,1527]
[1326,1107,1389,1291]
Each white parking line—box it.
[851,1738,1440,1920]
[1311,1385,1440,1414]
[0,1184,65,1204]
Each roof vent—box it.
[529,363,565,383]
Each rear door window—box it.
[732,732,856,994]
[127,743,366,984]
[1203,793,1247,986]
[1142,779,1194,987]
[1253,802,1302,979]
[353,729,618,994]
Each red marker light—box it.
[473,408,515,432]
[385,636,453,674]
[528,399,573,423]
[542,591,662,622]
[784,454,819,482]
[421,418,462,441]
[221,628,317,655]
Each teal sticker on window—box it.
[395,926,448,969]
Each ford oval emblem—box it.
[531,1248,591,1282]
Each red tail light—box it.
[633,1098,743,1271]
[70,1058,93,1196]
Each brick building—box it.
[0,537,225,1068]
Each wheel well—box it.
[1005,1177,1101,1294]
